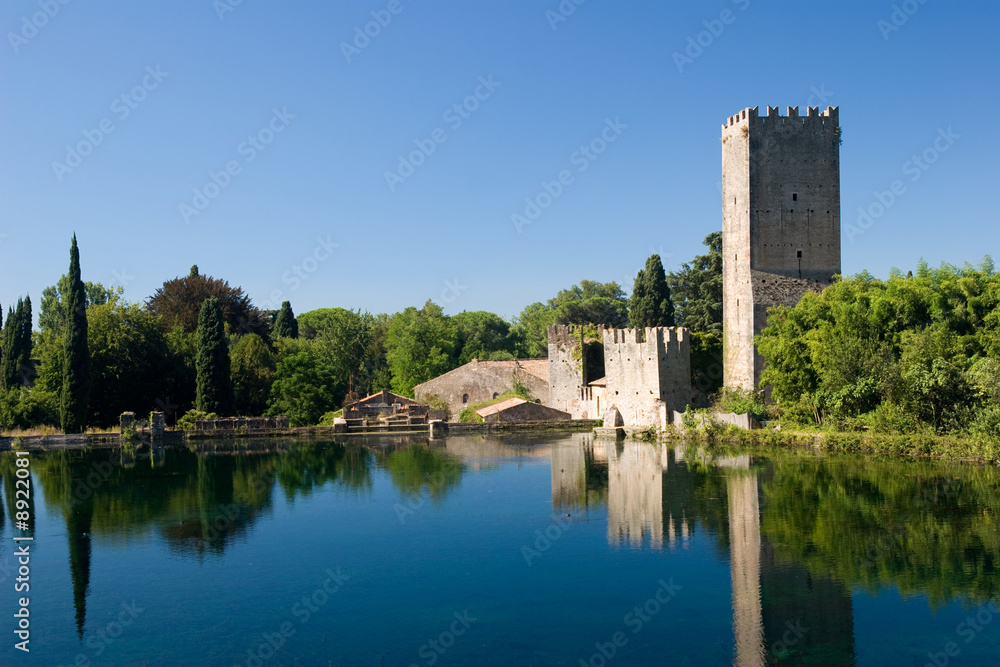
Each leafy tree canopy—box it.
[385,301,458,396]
[147,267,268,337]
[668,232,722,334]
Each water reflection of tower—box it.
[718,456,856,666]
[551,435,608,512]
[605,442,696,549]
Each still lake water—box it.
[1,434,999,666]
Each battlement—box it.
[547,324,607,347]
[605,327,687,347]
[722,105,838,130]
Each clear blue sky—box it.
[1,0,997,323]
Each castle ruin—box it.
[548,324,691,429]
[722,105,841,390]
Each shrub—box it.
[713,386,766,416]
[176,409,218,431]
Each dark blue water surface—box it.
[1,434,998,666]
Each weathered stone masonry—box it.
[722,105,841,390]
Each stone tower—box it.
[722,105,841,390]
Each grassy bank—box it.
[665,423,1000,463]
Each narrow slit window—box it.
[792,193,798,201]
[797,250,803,259]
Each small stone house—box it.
[413,358,549,419]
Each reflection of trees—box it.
[760,454,1000,607]
[379,444,463,501]
[275,442,373,501]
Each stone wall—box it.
[547,325,590,418]
[723,105,841,390]
[413,358,549,419]
[602,327,691,430]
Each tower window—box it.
[797,250,803,259]
[792,193,798,201]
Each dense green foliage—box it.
[386,301,459,396]
[1,297,33,390]
[629,254,675,328]
[39,277,115,336]
[230,333,275,416]
[298,307,389,402]
[515,280,628,357]
[148,265,269,337]
[60,235,91,433]
[271,301,298,339]
[758,260,1000,436]
[668,232,722,334]
[266,351,336,426]
[87,301,171,427]
[195,297,234,415]
[453,311,516,364]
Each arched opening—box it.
[462,394,469,404]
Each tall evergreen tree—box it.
[1,296,34,388]
[272,301,298,339]
[0,302,14,388]
[629,254,675,328]
[61,235,91,433]
[195,296,234,415]
[667,232,723,333]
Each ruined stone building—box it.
[547,324,691,429]
[722,105,841,390]
[413,358,548,419]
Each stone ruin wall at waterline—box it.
[722,105,842,390]
[547,325,691,429]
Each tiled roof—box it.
[476,397,527,418]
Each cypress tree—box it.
[195,296,234,415]
[0,302,15,389]
[272,301,298,339]
[61,234,91,433]
[629,254,676,329]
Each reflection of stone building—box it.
[555,442,857,664]
[605,442,695,549]
[718,457,856,666]
[550,436,607,511]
